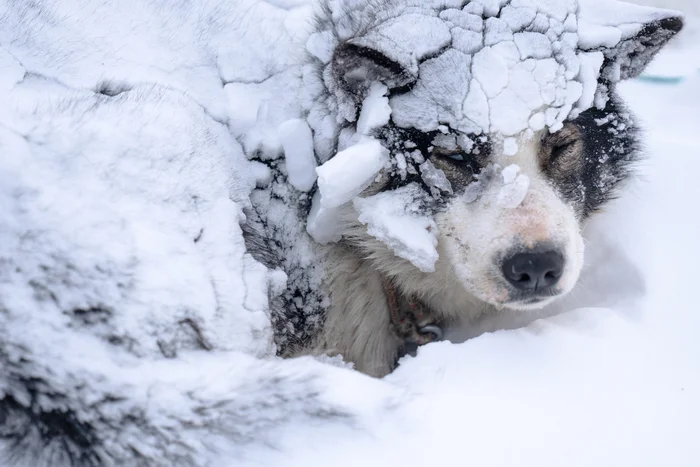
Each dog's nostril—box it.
[513,272,531,283]
[502,251,564,291]
[544,271,560,281]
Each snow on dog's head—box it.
[305,0,682,311]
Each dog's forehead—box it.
[380,1,583,138]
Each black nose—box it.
[502,251,564,291]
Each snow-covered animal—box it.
[242,0,684,377]
[0,0,683,464]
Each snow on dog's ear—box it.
[578,0,684,82]
[331,42,417,101]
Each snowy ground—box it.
[245,12,700,467]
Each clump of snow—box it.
[498,164,531,209]
[315,139,388,209]
[356,83,392,136]
[420,160,453,196]
[306,190,345,244]
[268,269,289,297]
[354,184,439,273]
[250,160,273,188]
[308,138,388,243]
[503,137,519,156]
[575,51,607,113]
[280,119,318,192]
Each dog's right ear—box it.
[579,0,684,83]
[331,43,417,102]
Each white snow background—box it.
[0,0,698,465]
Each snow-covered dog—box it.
[243,0,684,377]
[0,0,684,464]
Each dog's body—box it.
[242,0,683,376]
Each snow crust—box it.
[385,0,585,136]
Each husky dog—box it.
[0,0,685,465]
[244,0,684,377]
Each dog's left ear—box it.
[579,0,684,82]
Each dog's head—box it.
[309,0,682,311]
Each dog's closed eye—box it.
[430,146,469,164]
[541,124,583,169]
[550,138,578,162]
[443,153,466,163]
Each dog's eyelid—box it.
[431,147,467,163]
[446,153,465,162]
[549,136,580,163]
[555,137,578,149]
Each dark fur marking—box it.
[544,94,640,218]
[242,159,327,357]
[0,390,103,467]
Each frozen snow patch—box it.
[356,83,392,136]
[280,119,317,192]
[354,184,439,273]
[315,139,388,209]
[308,139,389,244]
[498,165,530,209]
[503,137,519,156]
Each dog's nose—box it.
[502,251,564,291]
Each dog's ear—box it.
[580,1,684,82]
[331,42,417,101]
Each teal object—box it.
[637,74,686,84]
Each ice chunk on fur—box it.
[473,47,509,99]
[280,119,317,192]
[354,184,439,273]
[308,139,389,244]
[420,160,453,195]
[387,1,600,141]
[306,190,344,244]
[316,139,388,209]
[356,83,392,136]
